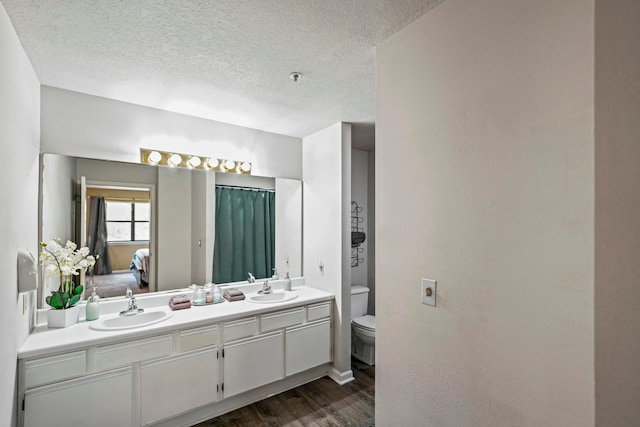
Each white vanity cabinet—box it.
[19,296,333,427]
[140,346,219,425]
[221,303,331,398]
[285,319,332,376]
[223,330,284,398]
[23,367,134,427]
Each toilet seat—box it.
[352,315,375,332]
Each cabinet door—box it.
[285,319,331,376]
[24,367,133,427]
[140,346,219,426]
[223,331,283,398]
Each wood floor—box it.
[194,362,375,427]
[84,271,148,299]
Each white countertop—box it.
[19,284,333,359]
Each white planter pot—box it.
[47,305,80,328]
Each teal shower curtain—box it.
[213,186,275,284]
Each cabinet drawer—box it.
[178,325,219,353]
[95,335,172,371]
[261,308,305,332]
[307,302,331,322]
[223,317,257,342]
[24,350,86,388]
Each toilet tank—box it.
[350,285,370,320]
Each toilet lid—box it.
[353,315,375,331]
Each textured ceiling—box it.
[2,0,444,150]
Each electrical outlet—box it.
[422,278,436,306]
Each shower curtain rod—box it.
[215,184,275,192]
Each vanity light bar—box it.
[140,149,252,175]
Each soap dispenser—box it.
[86,287,100,321]
[272,268,280,280]
[284,272,292,291]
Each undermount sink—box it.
[89,309,173,331]
[248,291,299,304]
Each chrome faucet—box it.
[120,288,144,316]
[257,280,272,294]
[247,272,255,283]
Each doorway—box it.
[82,184,153,299]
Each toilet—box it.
[351,285,375,365]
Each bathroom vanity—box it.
[17,284,333,427]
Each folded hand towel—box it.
[223,288,244,297]
[170,295,191,305]
[223,293,246,302]
[169,301,192,310]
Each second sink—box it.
[248,291,298,304]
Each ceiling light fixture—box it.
[289,72,302,82]
[140,149,251,175]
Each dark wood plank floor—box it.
[194,362,375,427]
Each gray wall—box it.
[594,0,640,424]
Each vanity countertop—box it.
[19,285,334,359]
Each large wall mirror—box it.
[39,153,302,306]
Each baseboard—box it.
[328,366,355,385]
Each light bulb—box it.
[168,153,182,167]
[224,160,236,170]
[187,156,201,168]
[148,151,162,164]
[207,158,219,169]
[241,162,252,172]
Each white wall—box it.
[303,123,353,383]
[366,151,375,316]
[76,157,158,186]
[0,3,40,425]
[157,167,193,291]
[351,149,368,291]
[275,178,302,279]
[376,0,594,426]
[41,86,302,180]
[594,0,640,424]
[39,153,77,304]
[191,171,208,285]
[40,154,76,245]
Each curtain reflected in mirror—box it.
[214,186,275,283]
[87,196,112,275]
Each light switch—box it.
[422,278,436,306]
